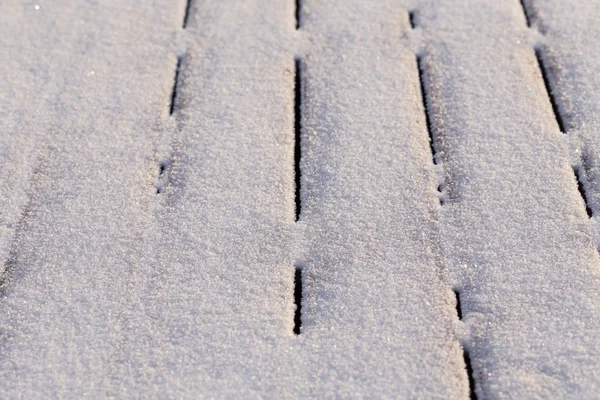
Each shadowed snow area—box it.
[1,0,600,398]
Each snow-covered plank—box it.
[521,0,600,133]
[0,1,177,397]
[524,0,600,228]
[417,0,600,397]
[296,1,466,397]
[125,1,299,397]
[0,2,71,283]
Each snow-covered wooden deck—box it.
[2,0,600,397]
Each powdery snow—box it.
[1,0,600,398]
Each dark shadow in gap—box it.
[535,48,566,133]
[454,289,463,320]
[294,59,302,221]
[408,10,417,29]
[574,167,593,217]
[520,0,532,27]
[463,350,478,400]
[295,0,301,29]
[182,0,193,29]
[293,267,303,335]
[416,55,438,165]
[169,57,183,115]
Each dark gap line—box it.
[416,55,438,165]
[293,267,303,335]
[169,57,182,116]
[156,162,167,194]
[294,59,302,221]
[454,290,463,320]
[519,0,532,27]
[438,184,445,205]
[182,0,192,29]
[574,167,593,218]
[408,10,416,29]
[463,350,478,400]
[535,48,566,133]
[1,194,33,296]
[0,252,15,294]
[454,290,478,399]
[295,0,301,29]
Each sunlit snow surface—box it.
[1,0,600,398]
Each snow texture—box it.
[1,0,600,398]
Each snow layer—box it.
[0,0,177,396]
[420,0,600,398]
[297,1,464,397]
[1,0,600,398]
